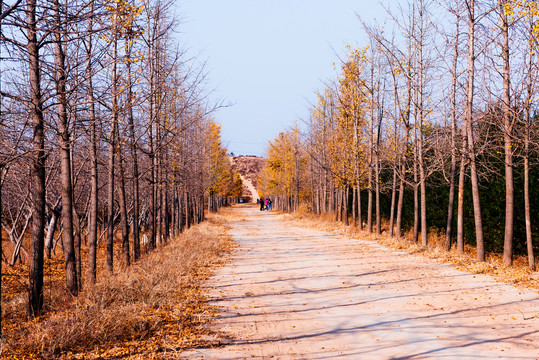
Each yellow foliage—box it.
[205,120,243,198]
[259,128,310,201]
[505,1,539,39]
[328,46,369,187]
[105,0,144,39]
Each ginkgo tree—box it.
[0,0,240,322]
[258,128,309,212]
[330,46,368,226]
[262,0,538,270]
[206,120,243,212]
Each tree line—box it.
[0,0,242,326]
[258,0,538,271]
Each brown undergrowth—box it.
[1,213,234,359]
[285,211,539,293]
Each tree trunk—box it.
[338,189,342,222]
[28,0,46,316]
[310,160,316,214]
[53,0,77,295]
[456,150,466,255]
[500,0,513,266]
[45,202,59,259]
[294,148,300,211]
[343,187,349,226]
[171,182,177,237]
[352,185,357,226]
[164,163,170,242]
[118,145,130,266]
[367,170,373,233]
[322,171,328,213]
[524,154,534,270]
[465,0,485,261]
[155,142,161,245]
[419,163,427,246]
[328,184,334,214]
[148,145,156,248]
[396,160,405,240]
[375,152,381,235]
[357,180,362,231]
[417,16,427,247]
[0,172,3,335]
[185,192,191,229]
[367,61,374,234]
[413,137,419,243]
[86,0,98,283]
[388,71,399,239]
[445,21,459,251]
[524,19,536,271]
[147,29,156,249]
[73,208,82,291]
[106,29,119,273]
[389,161,397,238]
[126,41,140,261]
[179,191,184,233]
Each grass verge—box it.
[1,213,234,359]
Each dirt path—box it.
[186,205,539,359]
[238,174,258,202]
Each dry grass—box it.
[1,214,234,359]
[285,211,539,292]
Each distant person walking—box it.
[260,197,265,211]
[264,198,269,211]
[268,198,272,211]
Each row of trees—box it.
[0,0,242,324]
[258,0,538,270]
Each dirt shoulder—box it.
[186,205,538,359]
[1,216,234,359]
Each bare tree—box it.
[498,0,514,266]
[464,0,485,261]
[445,1,461,251]
[52,0,78,294]
[27,0,47,316]
[85,0,99,284]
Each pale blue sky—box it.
[177,1,396,156]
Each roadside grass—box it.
[1,213,234,359]
[284,211,539,292]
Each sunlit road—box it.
[186,205,539,359]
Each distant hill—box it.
[230,155,266,203]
